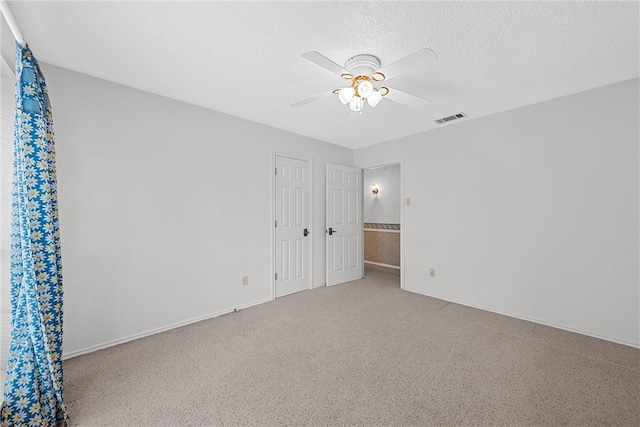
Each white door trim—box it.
[271,151,314,300]
[359,159,405,290]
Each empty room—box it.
[0,1,638,426]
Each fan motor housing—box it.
[344,54,381,76]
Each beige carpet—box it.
[65,267,639,426]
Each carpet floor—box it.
[64,267,639,426]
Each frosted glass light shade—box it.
[338,87,355,104]
[357,80,374,98]
[349,96,363,112]
[367,90,382,107]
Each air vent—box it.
[435,112,467,124]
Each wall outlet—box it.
[406,197,411,206]
[429,268,436,277]
[242,275,249,286]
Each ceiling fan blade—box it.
[377,48,438,80]
[383,87,432,109]
[301,51,350,76]
[290,91,334,108]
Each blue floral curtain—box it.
[1,43,67,426]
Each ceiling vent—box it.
[435,112,467,124]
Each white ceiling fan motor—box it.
[344,54,381,76]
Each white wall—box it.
[42,64,353,357]
[363,164,401,224]
[0,31,16,396]
[355,79,640,347]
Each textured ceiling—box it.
[7,1,640,149]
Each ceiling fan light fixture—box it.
[293,49,438,114]
[371,72,385,82]
[338,87,355,104]
[367,90,382,107]
[357,80,374,98]
[349,96,363,112]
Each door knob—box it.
[328,227,337,236]
[304,228,309,237]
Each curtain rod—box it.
[0,0,25,46]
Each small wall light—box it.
[372,184,379,196]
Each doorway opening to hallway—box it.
[363,163,401,288]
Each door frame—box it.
[271,151,314,300]
[360,159,405,290]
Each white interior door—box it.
[326,164,363,286]
[275,156,310,298]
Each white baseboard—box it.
[405,287,640,349]
[236,296,272,310]
[63,296,274,359]
[312,282,326,289]
[364,261,400,270]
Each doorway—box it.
[363,163,402,288]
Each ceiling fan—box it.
[291,48,438,113]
